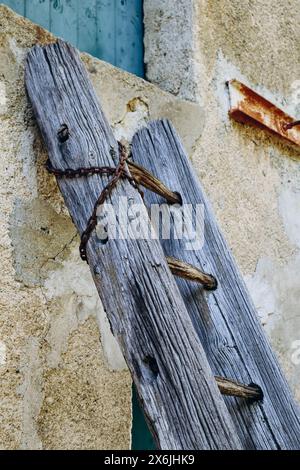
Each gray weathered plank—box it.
[25,40,242,450]
[131,119,300,449]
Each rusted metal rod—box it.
[128,160,181,205]
[283,120,300,131]
[216,376,263,401]
[166,255,218,291]
[228,79,300,149]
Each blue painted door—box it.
[4,0,144,76]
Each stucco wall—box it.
[144,0,300,400]
[0,5,204,449]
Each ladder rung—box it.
[167,256,217,291]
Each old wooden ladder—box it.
[25,40,300,450]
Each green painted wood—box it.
[50,0,78,45]
[116,0,144,77]
[26,0,50,31]
[3,0,144,76]
[78,0,98,57]
[5,0,24,15]
[96,0,144,76]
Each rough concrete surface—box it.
[0,5,205,449]
[144,0,300,401]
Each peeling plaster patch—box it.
[278,188,300,248]
[245,254,300,335]
[8,37,27,65]
[44,254,97,304]
[44,297,82,369]
[213,51,244,122]
[244,258,277,327]
[44,249,126,370]
[0,82,7,114]
[152,99,205,154]
[44,252,100,368]
[113,97,149,142]
[17,337,43,450]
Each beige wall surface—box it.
[0,5,204,449]
[144,0,300,400]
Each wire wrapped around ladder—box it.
[46,142,218,291]
[46,141,143,262]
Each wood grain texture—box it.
[25,40,242,450]
[131,119,300,449]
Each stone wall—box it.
[144,0,300,400]
[0,5,203,449]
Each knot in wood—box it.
[57,123,70,143]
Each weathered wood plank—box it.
[96,0,116,67]
[131,119,300,449]
[25,40,242,450]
